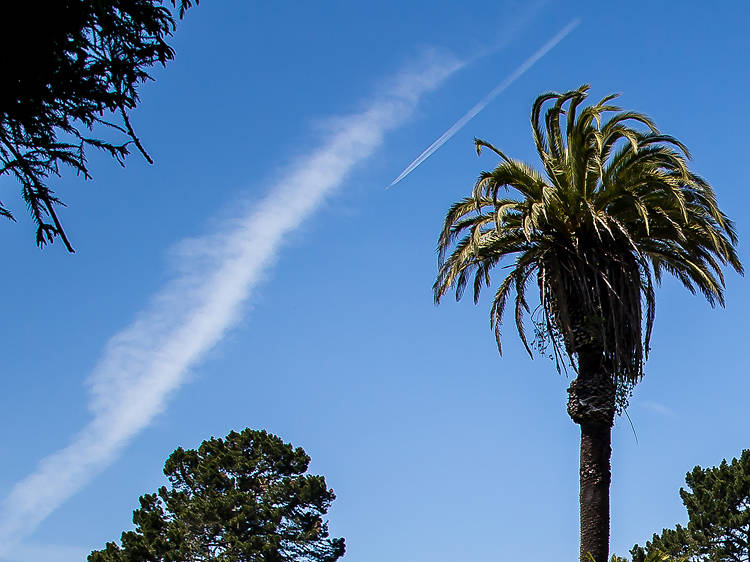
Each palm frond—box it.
[435,84,742,400]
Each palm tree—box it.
[433,85,742,562]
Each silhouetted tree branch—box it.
[0,0,198,251]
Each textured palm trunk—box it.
[578,416,612,562]
[568,349,615,562]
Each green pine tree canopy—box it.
[89,429,345,562]
[633,450,750,561]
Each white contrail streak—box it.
[389,19,580,187]
[0,52,464,559]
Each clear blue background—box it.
[1,1,749,560]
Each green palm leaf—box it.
[433,85,742,562]
[434,84,742,391]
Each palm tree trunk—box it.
[568,349,615,562]
[579,417,612,562]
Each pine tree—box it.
[633,450,750,561]
[89,429,345,562]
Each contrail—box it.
[0,52,464,560]
[389,19,580,187]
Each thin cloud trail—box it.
[0,52,464,558]
[464,0,548,63]
[389,19,580,188]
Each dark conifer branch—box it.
[0,0,199,251]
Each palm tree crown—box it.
[434,84,742,395]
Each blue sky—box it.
[2,1,750,560]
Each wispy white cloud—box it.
[640,401,677,418]
[389,19,580,187]
[0,51,464,557]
